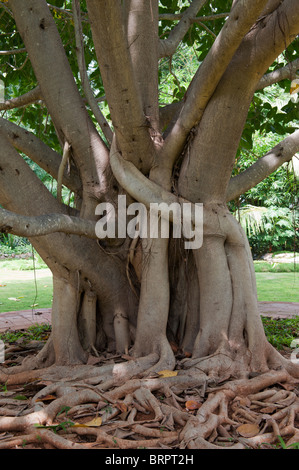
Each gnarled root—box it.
[1,346,299,450]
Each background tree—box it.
[0,0,299,449]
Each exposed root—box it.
[1,342,299,449]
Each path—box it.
[0,302,298,333]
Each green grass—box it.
[0,258,48,271]
[0,260,52,312]
[256,272,299,302]
[0,259,298,313]
[254,261,299,273]
[0,277,53,312]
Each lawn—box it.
[0,258,298,313]
[0,259,52,313]
[256,272,299,302]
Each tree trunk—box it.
[1,0,299,381]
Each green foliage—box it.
[0,323,51,344]
[0,234,30,254]
[231,132,298,256]
[276,436,299,449]
[261,316,299,350]
[254,260,299,273]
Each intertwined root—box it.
[0,350,299,449]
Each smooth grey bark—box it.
[0,117,81,194]
[9,0,110,217]
[0,133,137,363]
[86,0,157,174]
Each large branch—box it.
[72,0,113,145]
[0,117,81,194]
[0,86,41,111]
[86,0,156,173]
[159,0,208,58]
[0,132,65,218]
[0,207,96,239]
[160,0,270,171]
[256,58,299,90]
[109,141,188,214]
[226,130,299,201]
[123,0,160,133]
[159,12,229,24]
[9,0,109,208]
[176,0,299,206]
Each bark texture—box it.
[1,0,299,449]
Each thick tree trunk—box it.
[0,0,298,379]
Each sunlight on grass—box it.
[256,273,299,302]
[0,260,298,313]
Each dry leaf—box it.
[170,342,179,353]
[237,423,259,437]
[36,394,56,402]
[233,396,251,407]
[185,400,202,411]
[73,417,102,428]
[158,370,178,378]
[116,402,128,413]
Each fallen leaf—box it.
[73,417,102,428]
[170,342,179,353]
[36,394,56,402]
[185,400,202,411]
[8,297,20,301]
[237,423,260,438]
[233,396,251,407]
[158,370,178,378]
[116,402,128,413]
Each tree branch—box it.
[0,86,41,111]
[72,0,113,145]
[9,0,109,208]
[124,0,160,133]
[0,117,81,194]
[256,58,299,91]
[226,130,299,201]
[86,0,156,173]
[160,0,270,172]
[0,47,26,55]
[159,12,229,24]
[57,141,71,203]
[109,140,187,214]
[0,207,97,239]
[159,0,208,58]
